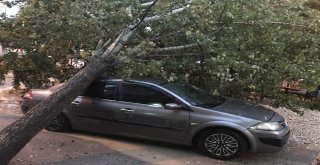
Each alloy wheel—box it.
[204,133,239,157]
[47,114,67,131]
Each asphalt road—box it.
[0,103,319,165]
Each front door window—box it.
[120,83,175,107]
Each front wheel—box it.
[46,113,71,132]
[197,129,246,160]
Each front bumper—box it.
[248,126,290,153]
[259,131,290,147]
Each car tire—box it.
[197,129,246,160]
[46,113,71,132]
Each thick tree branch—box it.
[232,21,310,29]
[144,5,191,23]
[101,30,132,59]
[154,43,198,52]
[105,1,192,59]
[216,1,228,23]
[141,1,155,8]
[102,39,112,49]
[126,5,133,18]
[131,0,159,30]
[140,53,199,59]
[92,39,111,57]
[95,39,105,50]
[105,0,160,57]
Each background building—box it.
[0,3,6,15]
[0,45,8,56]
[0,2,19,17]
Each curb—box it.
[313,152,320,165]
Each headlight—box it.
[250,122,284,131]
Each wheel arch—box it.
[191,125,253,151]
[58,112,72,131]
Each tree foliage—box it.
[1,0,320,105]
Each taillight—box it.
[23,90,33,99]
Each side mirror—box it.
[165,103,183,110]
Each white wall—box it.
[0,45,8,56]
[0,2,19,17]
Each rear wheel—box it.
[197,129,246,160]
[46,113,71,132]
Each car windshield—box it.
[161,83,225,108]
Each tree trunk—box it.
[0,55,111,164]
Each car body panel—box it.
[21,78,290,154]
[66,96,128,135]
[113,101,189,143]
[185,105,261,146]
[211,98,275,122]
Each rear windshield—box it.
[49,83,64,91]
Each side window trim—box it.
[104,80,120,101]
[114,81,120,101]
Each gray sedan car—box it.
[21,78,290,160]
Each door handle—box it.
[120,108,134,113]
[71,101,80,106]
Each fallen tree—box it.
[0,0,193,163]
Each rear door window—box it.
[84,81,118,100]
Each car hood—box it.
[210,98,275,121]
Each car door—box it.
[116,82,190,142]
[68,80,126,135]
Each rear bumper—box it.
[21,104,29,114]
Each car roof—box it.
[96,76,168,85]
[127,78,168,85]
